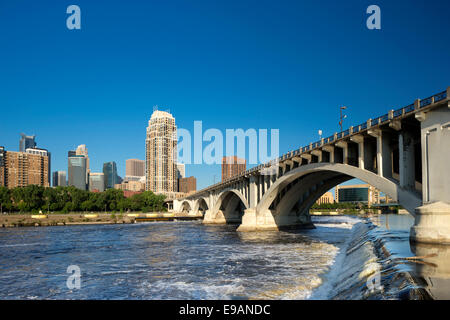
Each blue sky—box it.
[1,0,449,189]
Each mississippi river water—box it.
[0,215,448,299]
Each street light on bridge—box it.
[339,106,347,132]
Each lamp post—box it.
[339,106,347,132]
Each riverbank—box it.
[0,212,202,228]
[0,213,137,227]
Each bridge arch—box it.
[204,188,249,225]
[180,200,193,213]
[257,163,421,217]
[193,197,209,215]
[213,188,249,213]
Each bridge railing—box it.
[324,135,334,144]
[185,88,448,199]
[353,122,367,133]
[343,129,350,137]
[420,96,433,108]
[434,90,447,102]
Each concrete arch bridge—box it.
[174,88,450,244]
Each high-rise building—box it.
[0,146,6,187]
[18,134,50,185]
[76,144,89,185]
[1,149,49,188]
[145,110,178,193]
[89,173,105,192]
[26,148,51,185]
[68,155,87,190]
[52,171,67,187]
[125,159,145,177]
[221,156,246,181]
[103,161,120,189]
[179,176,196,194]
[176,163,186,192]
[19,133,36,152]
[176,163,185,179]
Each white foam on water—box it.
[138,279,247,300]
[309,219,390,300]
[308,225,359,299]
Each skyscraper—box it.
[52,171,67,187]
[103,161,119,189]
[221,156,246,181]
[19,133,36,152]
[176,163,185,192]
[68,155,87,190]
[176,163,185,179]
[89,173,105,192]
[125,159,145,177]
[145,110,178,193]
[76,144,89,185]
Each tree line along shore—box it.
[0,185,167,214]
[0,213,138,228]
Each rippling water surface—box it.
[0,216,358,299]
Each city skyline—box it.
[1,1,450,190]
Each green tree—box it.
[0,187,12,213]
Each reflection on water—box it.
[370,214,450,299]
[371,213,415,231]
[410,243,450,299]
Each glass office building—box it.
[52,171,67,187]
[103,161,119,189]
[89,173,105,192]
[19,133,36,152]
[68,156,87,190]
[337,187,369,203]
[335,184,379,205]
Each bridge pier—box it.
[411,202,450,244]
[410,102,450,244]
[203,209,226,224]
[237,209,276,231]
[237,208,313,232]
